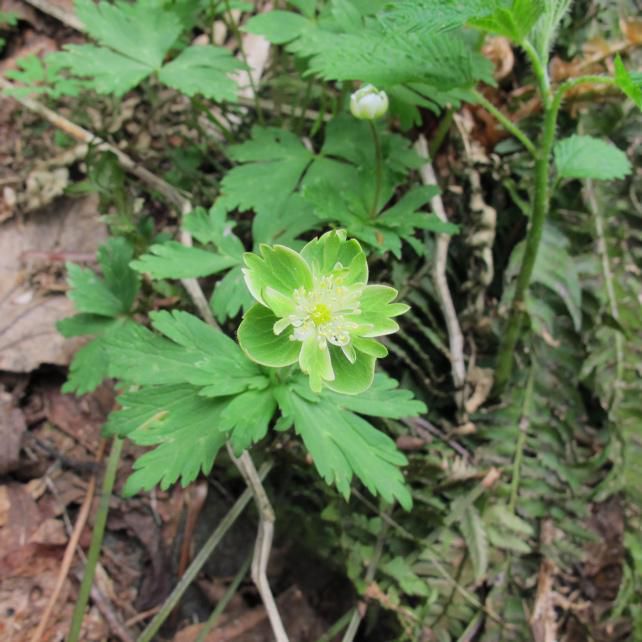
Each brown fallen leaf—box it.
[174,586,326,642]
[0,195,107,372]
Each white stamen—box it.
[277,274,362,351]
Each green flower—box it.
[238,230,408,394]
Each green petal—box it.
[238,304,300,367]
[352,336,388,358]
[326,346,375,395]
[243,244,313,305]
[352,285,407,337]
[301,229,368,285]
[263,286,296,317]
[299,337,335,393]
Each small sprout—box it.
[238,230,408,394]
[350,84,389,120]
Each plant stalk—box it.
[68,437,124,642]
[369,120,383,218]
[493,59,561,393]
[471,90,537,156]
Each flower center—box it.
[310,303,332,326]
[272,274,363,350]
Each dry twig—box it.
[415,135,467,415]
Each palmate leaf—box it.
[131,242,239,278]
[66,237,140,317]
[246,1,492,92]
[221,116,422,245]
[52,0,241,98]
[104,384,228,494]
[554,135,632,181]
[210,265,254,323]
[469,0,545,44]
[284,388,413,509]
[158,45,244,102]
[62,337,110,395]
[103,310,267,394]
[132,204,245,281]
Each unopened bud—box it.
[350,84,389,120]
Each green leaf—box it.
[219,389,277,454]
[50,45,151,96]
[210,265,254,322]
[238,304,301,368]
[158,45,243,102]
[324,373,426,418]
[75,0,182,69]
[554,135,631,181]
[65,237,140,317]
[62,338,110,395]
[284,387,412,509]
[470,0,545,44]
[460,505,489,583]
[486,505,535,537]
[67,263,127,317]
[614,55,642,110]
[57,314,119,338]
[131,241,239,279]
[221,127,314,218]
[98,238,140,313]
[381,557,429,597]
[103,311,266,393]
[104,384,228,493]
[183,203,245,259]
[243,10,311,44]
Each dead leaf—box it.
[620,17,642,45]
[0,388,27,474]
[44,382,114,452]
[0,195,107,372]
[482,37,515,80]
[174,586,325,642]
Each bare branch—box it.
[414,135,467,416]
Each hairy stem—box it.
[68,438,124,642]
[493,69,560,393]
[494,72,619,393]
[472,90,537,156]
[369,121,383,218]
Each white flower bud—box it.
[350,84,389,120]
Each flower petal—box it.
[352,336,388,358]
[351,284,408,337]
[263,286,296,317]
[326,346,375,395]
[301,229,368,285]
[238,304,300,367]
[299,337,335,393]
[243,244,313,306]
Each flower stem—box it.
[68,437,124,642]
[493,102,560,392]
[368,120,383,218]
[471,90,536,157]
